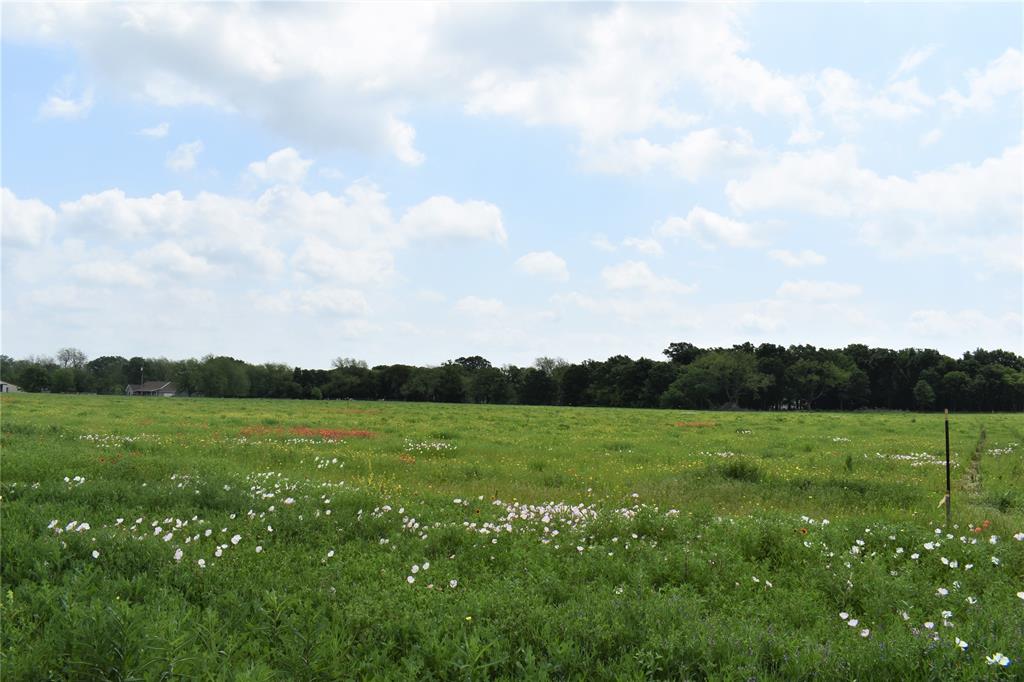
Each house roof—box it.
[127,381,177,392]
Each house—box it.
[126,381,178,397]
[0,381,20,392]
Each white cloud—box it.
[2,188,57,247]
[941,48,1023,114]
[166,140,203,172]
[590,234,616,252]
[655,206,762,248]
[6,4,817,161]
[737,313,782,333]
[138,122,170,138]
[39,88,93,119]
[515,251,569,281]
[815,69,929,130]
[920,128,942,147]
[137,241,215,276]
[767,249,826,267]
[455,295,505,316]
[399,196,506,244]
[601,260,695,295]
[291,238,395,285]
[70,261,149,287]
[247,147,313,185]
[254,288,369,316]
[909,308,1023,340]
[622,237,663,256]
[776,280,862,302]
[581,128,759,180]
[890,46,938,81]
[727,143,1022,270]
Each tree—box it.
[533,357,566,376]
[453,356,492,371]
[56,347,87,369]
[913,379,936,411]
[519,367,557,405]
[668,351,770,409]
[663,342,702,365]
[785,359,847,409]
[332,357,368,370]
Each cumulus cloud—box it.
[70,261,149,288]
[767,249,826,267]
[621,237,663,257]
[291,239,396,285]
[941,48,1022,114]
[776,280,862,302]
[727,143,1022,270]
[2,188,57,247]
[815,69,931,130]
[166,140,203,172]
[6,3,819,162]
[580,128,759,180]
[399,196,506,244]
[455,295,505,316]
[39,88,94,119]
[515,251,569,280]
[3,176,508,291]
[656,206,762,248]
[908,308,1023,340]
[138,122,170,138]
[247,147,313,185]
[601,260,695,295]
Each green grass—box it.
[2,394,1022,679]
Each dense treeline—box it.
[2,342,1023,411]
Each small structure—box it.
[0,381,20,392]
[126,381,178,397]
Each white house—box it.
[0,381,20,392]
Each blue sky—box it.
[2,3,1021,367]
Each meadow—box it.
[1,393,1022,680]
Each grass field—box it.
[2,393,1022,679]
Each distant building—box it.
[126,381,178,397]
[0,381,20,393]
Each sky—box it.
[2,2,1022,368]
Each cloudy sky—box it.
[2,3,1021,367]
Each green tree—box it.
[913,379,936,411]
[667,351,770,409]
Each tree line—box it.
[2,342,1022,412]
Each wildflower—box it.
[989,535,999,544]
[423,562,430,570]
[406,576,415,584]
[1014,532,1024,541]
[992,556,1001,565]
[840,612,849,620]
[327,550,335,559]
[924,622,935,629]
[942,610,952,619]
[255,546,263,553]
[986,653,1010,667]
[411,564,420,574]
[1017,591,1024,600]
[937,587,949,596]
[449,579,458,588]
[860,629,870,638]
[848,619,859,627]
[174,548,183,562]
[231,534,241,545]
[215,548,223,558]
[955,637,968,651]
[162,532,173,542]
[966,596,977,605]
[197,559,206,568]
[91,550,100,559]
